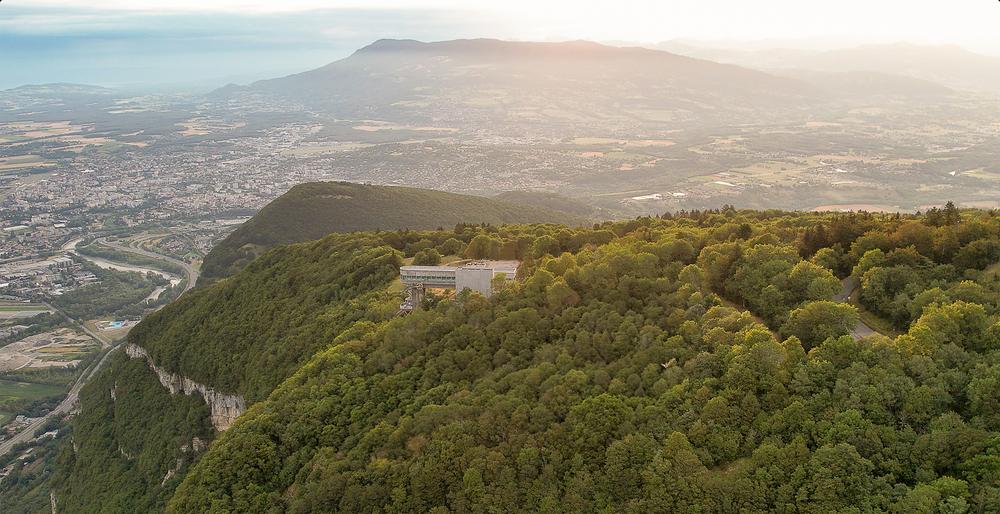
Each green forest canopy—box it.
[51,206,1000,513]
[199,182,588,282]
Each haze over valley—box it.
[4,2,1000,512]
[4,38,1000,230]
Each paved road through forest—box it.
[835,276,876,339]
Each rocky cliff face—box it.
[125,344,246,431]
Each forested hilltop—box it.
[199,182,589,282]
[47,204,1000,513]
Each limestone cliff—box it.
[125,344,246,431]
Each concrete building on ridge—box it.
[399,260,519,311]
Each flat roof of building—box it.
[400,260,520,274]
[464,260,519,274]
[400,265,459,272]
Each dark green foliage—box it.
[0,425,68,514]
[50,234,403,513]
[51,262,163,320]
[464,234,503,259]
[57,206,1000,513]
[130,234,402,401]
[76,242,186,277]
[851,216,1000,328]
[780,300,860,349]
[51,354,214,513]
[715,243,840,326]
[412,248,442,266]
[200,182,584,281]
[169,228,1000,512]
[436,237,465,256]
[0,312,66,346]
[492,191,601,218]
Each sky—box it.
[3,0,1000,90]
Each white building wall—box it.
[455,268,494,297]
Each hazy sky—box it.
[4,0,1000,90]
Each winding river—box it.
[62,238,182,302]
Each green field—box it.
[0,167,52,177]
[0,377,67,428]
[0,379,66,405]
[0,304,48,312]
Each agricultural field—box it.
[0,327,95,428]
[0,303,51,320]
[0,378,66,423]
[0,328,97,372]
[0,379,65,407]
[0,120,147,151]
[176,116,246,136]
[0,155,55,173]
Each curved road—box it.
[96,237,198,294]
[836,276,876,339]
[0,301,121,456]
[0,238,199,457]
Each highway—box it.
[0,238,199,457]
[96,237,198,294]
[0,302,121,456]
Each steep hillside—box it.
[217,39,817,126]
[52,354,214,513]
[803,44,1000,93]
[493,191,604,219]
[199,182,586,282]
[51,234,403,512]
[775,70,953,99]
[134,234,402,402]
[49,208,1000,513]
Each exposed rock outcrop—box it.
[161,457,184,486]
[125,344,246,431]
[180,436,208,453]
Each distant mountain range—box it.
[803,44,1000,93]
[214,38,820,126]
[14,40,991,110]
[655,41,1000,94]
[1,83,115,96]
[207,38,984,132]
[199,182,593,281]
[774,70,952,99]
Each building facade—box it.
[399,260,519,310]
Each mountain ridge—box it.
[48,208,1000,513]
[652,40,1000,93]
[213,38,820,126]
[199,181,590,282]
